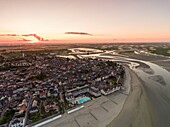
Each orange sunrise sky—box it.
[0,0,170,43]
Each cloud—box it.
[0,34,19,36]
[22,34,45,41]
[21,38,32,41]
[0,33,48,41]
[65,32,93,36]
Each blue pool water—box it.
[77,97,91,104]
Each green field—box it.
[150,47,170,56]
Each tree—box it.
[35,73,46,80]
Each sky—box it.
[0,0,170,43]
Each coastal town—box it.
[0,52,125,126]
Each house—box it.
[101,85,120,96]
[65,85,89,100]
[30,106,38,114]
[8,118,25,127]
[25,92,31,97]
[51,89,58,97]
[44,101,58,113]
[17,103,27,114]
[39,91,46,99]
[32,100,38,107]
[89,87,101,97]
[95,77,101,82]
[47,91,51,97]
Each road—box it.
[24,97,34,127]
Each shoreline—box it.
[107,67,152,127]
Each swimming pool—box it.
[77,97,91,104]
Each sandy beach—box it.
[107,68,152,127]
[108,60,170,127]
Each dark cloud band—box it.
[65,32,93,36]
[0,34,47,41]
